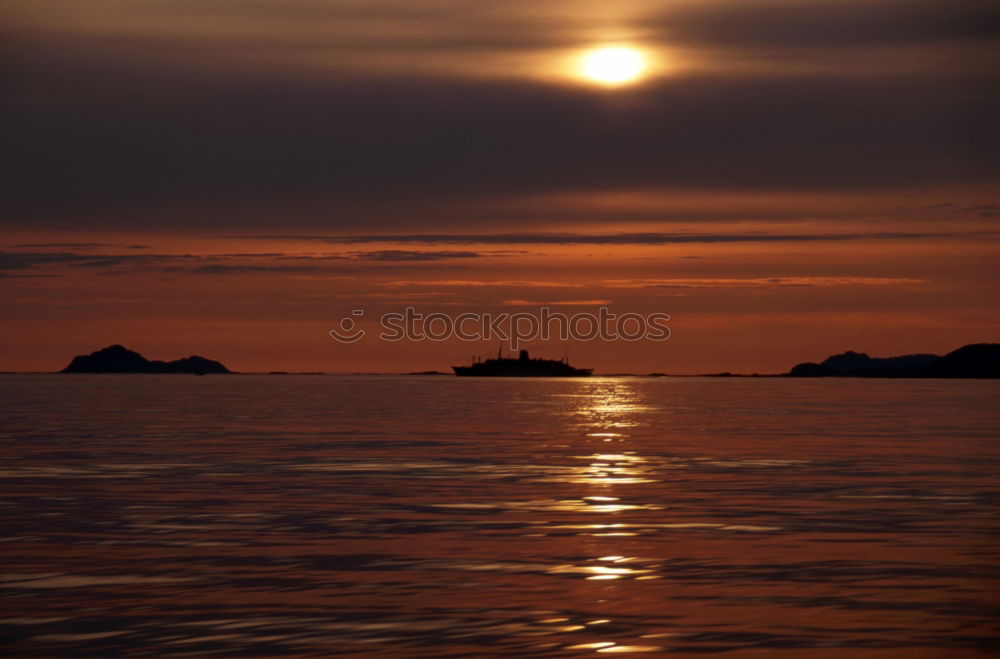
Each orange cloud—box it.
[502,299,613,306]
[601,277,927,289]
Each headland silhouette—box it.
[787,343,1000,378]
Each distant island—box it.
[62,345,231,374]
[787,343,1000,378]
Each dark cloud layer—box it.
[0,251,200,272]
[1,1,996,229]
[1,57,994,229]
[655,0,1000,49]
[0,248,501,276]
[12,243,117,249]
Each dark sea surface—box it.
[1,375,998,657]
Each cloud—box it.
[193,264,325,274]
[0,252,90,270]
[1,26,995,229]
[243,230,999,245]
[503,299,612,306]
[653,0,1000,49]
[0,251,183,271]
[348,292,456,299]
[0,272,59,279]
[380,279,583,288]
[0,249,495,276]
[10,243,118,249]
[601,277,926,289]
[0,251,233,275]
[962,204,999,217]
[349,250,493,261]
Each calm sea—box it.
[1,375,998,657]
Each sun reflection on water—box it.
[569,381,656,485]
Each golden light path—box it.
[579,46,647,86]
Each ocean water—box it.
[1,374,998,657]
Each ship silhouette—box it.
[453,348,592,377]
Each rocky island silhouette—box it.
[61,345,230,374]
[787,343,1000,378]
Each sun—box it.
[580,46,646,86]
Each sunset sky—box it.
[2,0,997,373]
